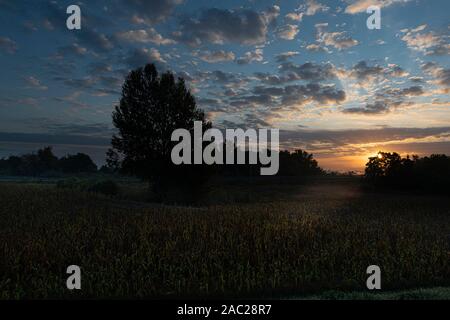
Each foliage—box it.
[59,153,97,174]
[0,147,97,176]
[364,152,450,193]
[278,150,323,176]
[110,63,211,197]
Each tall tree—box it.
[110,63,210,196]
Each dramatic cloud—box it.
[175,6,280,46]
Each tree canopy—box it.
[109,63,210,193]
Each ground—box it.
[0,176,449,299]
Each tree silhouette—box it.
[364,151,450,193]
[278,149,323,176]
[0,147,97,176]
[59,153,97,173]
[109,63,210,196]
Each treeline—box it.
[364,152,450,193]
[204,149,323,177]
[0,147,98,176]
[0,146,324,178]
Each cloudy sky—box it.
[0,0,449,171]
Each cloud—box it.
[400,24,449,56]
[121,0,184,25]
[345,0,410,14]
[306,43,330,53]
[285,12,304,22]
[124,48,166,68]
[229,94,274,107]
[115,28,175,45]
[275,51,300,62]
[281,83,346,107]
[342,84,424,115]
[237,49,264,65]
[303,0,329,16]
[56,44,88,57]
[233,82,345,110]
[421,62,450,91]
[194,50,235,63]
[279,62,337,81]
[425,44,450,56]
[175,6,279,46]
[254,72,300,85]
[0,37,17,54]
[348,60,384,80]
[76,29,114,52]
[393,85,424,97]
[343,101,391,114]
[276,24,300,40]
[24,76,48,91]
[277,126,450,162]
[316,24,358,50]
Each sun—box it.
[377,153,383,159]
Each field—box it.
[0,178,449,299]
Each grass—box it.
[0,179,449,299]
[300,287,450,300]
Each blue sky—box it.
[0,0,449,171]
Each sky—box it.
[0,0,449,172]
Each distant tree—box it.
[59,153,97,173]
[109,63,211,198]
[278,149,323,176]
[364,151,450,193]
[37,146,59,173]
[365,151,403,184]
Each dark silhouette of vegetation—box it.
[0,147,97,176]
[364,151,450,193]
[109,63,211,200]
[211,148,323,177]
[59,153,97,174]
[278,150,323,176]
